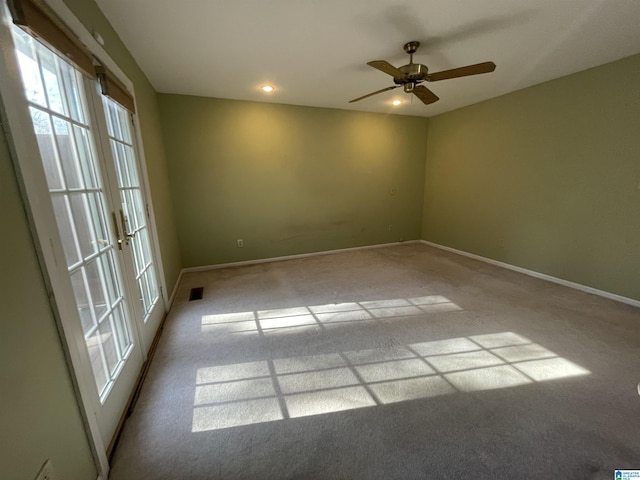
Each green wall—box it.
[0,1,182,479]
[159,95,429,267]
[423,54,640,301]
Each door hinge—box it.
[160,286,164,299]
[146,203,150,219]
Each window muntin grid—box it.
[103,97,159,320]
[12,27,133,399]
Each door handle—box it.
[119,208,135,245]
[111,211,123,250]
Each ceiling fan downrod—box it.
[404,41,420,64]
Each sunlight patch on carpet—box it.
[191,323,591,433]
[199,295,463,335]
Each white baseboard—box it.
[168,268,185,308]
[420,240,640,308]
[181,240,422,274]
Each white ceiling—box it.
[94,0,640,118]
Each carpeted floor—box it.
[108,244,640,479]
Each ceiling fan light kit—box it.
[350,41,496,106]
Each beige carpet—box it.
[109,244,640,479]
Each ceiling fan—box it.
[349,41,496,105]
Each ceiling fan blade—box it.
[427,61,496,82]
[349,85,399,103]
[412,85,439,105]
[367,60,405,78]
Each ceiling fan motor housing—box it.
[395,63,429,84]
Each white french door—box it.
[92,94,164,351]
[6,23,163,452]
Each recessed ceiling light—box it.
[261,85,274,93]
[392,100,402,106]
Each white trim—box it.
[420,240,640,308]
[44,0,133,92]
[182,240,422,274]
[168,267,184,308]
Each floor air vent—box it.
[189,287,204,301]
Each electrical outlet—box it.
[35,460,56,480]
[388,224,392,232]
[236,239,244,248]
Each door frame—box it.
[0,1,168,477]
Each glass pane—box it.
[86,259,108,321]
[121,194,134,234]
[68,193,98,259]
[29,107,64,190]
[113,303,132,355]
[123,189,144,232]
[87,193,109,250]
[131,232,145,274]
[118,107,132,144]
[111,140,128,188]
[70,267,95,335]
[106,99,131,144]
[123,146,138,185]
[51,195,81,267]
[59,60,84,123]
[107,101,123,141]
[98,318,119,376]
[74,125,99,189]
[37,47,65,115]
[146,265,158,301]
[119,145,134,187]
[144,280,158,317]
[143,271,158,311]
[15,39,47,108]
[104,100,115,137]
[136,274,146,312]
[100,254,118,306]
[53,117,83,189]
[86,329,108,394]
[138,228,152,267]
